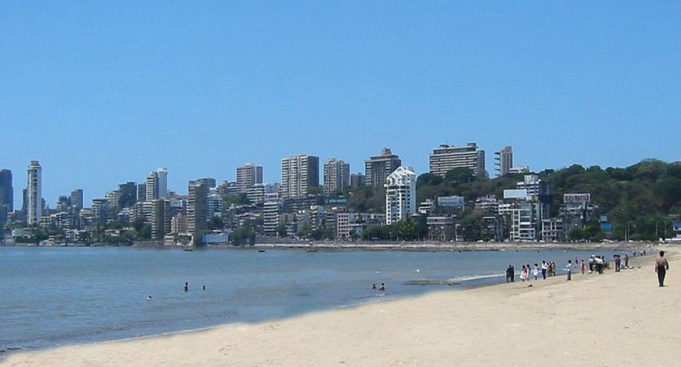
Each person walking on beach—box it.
[580,259,586,275]
[588,256,594,273]
[655,251,670,287]
[541,261,548,280]
[520,265,527,282]
[566,260,572,281]
[533,264,539,281]
[625,253,629,268]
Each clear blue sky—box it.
[1,1,680,206]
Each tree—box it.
[207,216,224,230]
[276,224,287,237]
[444,167,475,185]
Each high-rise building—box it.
[92,198,109,224]
[429,143,485,177]
[384,166,416,225]
[117,182,137,209]
[236,163,263,194]
[26,161,42,225]
[145,172,159,201]
[187,180,209,246]
[350,173,366,187]
[156,168,168,199]
[365,148,401,188]
[280,155,319,199]
[263,197,281,236]
[150,199,171,240]
[70,189,83,211]
[323,158,350,195]
[136,183,146,203]
[0,169,13,212]
[494,146,513,177]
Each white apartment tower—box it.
[26,160,42,225]
[323,158,350,195]
[429,143,485,177]
[280,155,319,199]
[384,166,416,225]
[236,163,263,193]
[494,146,513,177]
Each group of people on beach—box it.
[505,253,634,283]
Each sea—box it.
[0,246,621,353]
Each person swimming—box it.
[372,283,377,289]
[379,283,385,291]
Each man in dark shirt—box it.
[655,251,670,287]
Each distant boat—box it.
[258,249,266,253]
[183,248,194,252]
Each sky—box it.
[1,1,680,206]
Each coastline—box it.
[1,240,660,253]
[4,247,676,366]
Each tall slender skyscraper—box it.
[495,146,513,177]
[0,169,11,224]
[26,160,42,225]
[156,168,168,199]
[187,180,209,246]
[0,169,12,212]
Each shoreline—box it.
[4,248,674,366]
[1,240,660,253]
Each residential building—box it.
[494,146,513,177]
[263,198,281,236]
[429,143,485,177]
[187,180,209,246]
[350,173,366,187]
[427,216,457,242]
[0,169,12,224]
[323,158,350,195]
[92,198,110,224]
[365,148,401,188]
[0,169,12,212]
[117,182,137,209]
[516,175,551,220]
[150,199,171,241]
[280,155,319,199]
[246,183,265,204]
[136,183,146,203]
[236,163,263,193]
[541,218,564,242]
[145,171,159,201]
[384,166,416,225]
[156,168,168,199]
[499,201,536,241]
[26,160,42,225]
[70,189,83,211]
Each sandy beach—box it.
[3,248,678,367]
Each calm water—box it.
[0,246,618,352]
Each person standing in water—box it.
[184,282,189,292]
[655,251,670,287]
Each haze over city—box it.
[2,1,679,204]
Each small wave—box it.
[448,273,505,283]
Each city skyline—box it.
[2,2,680,205]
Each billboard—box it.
[563,193,591,203]
[504,189,529,200]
